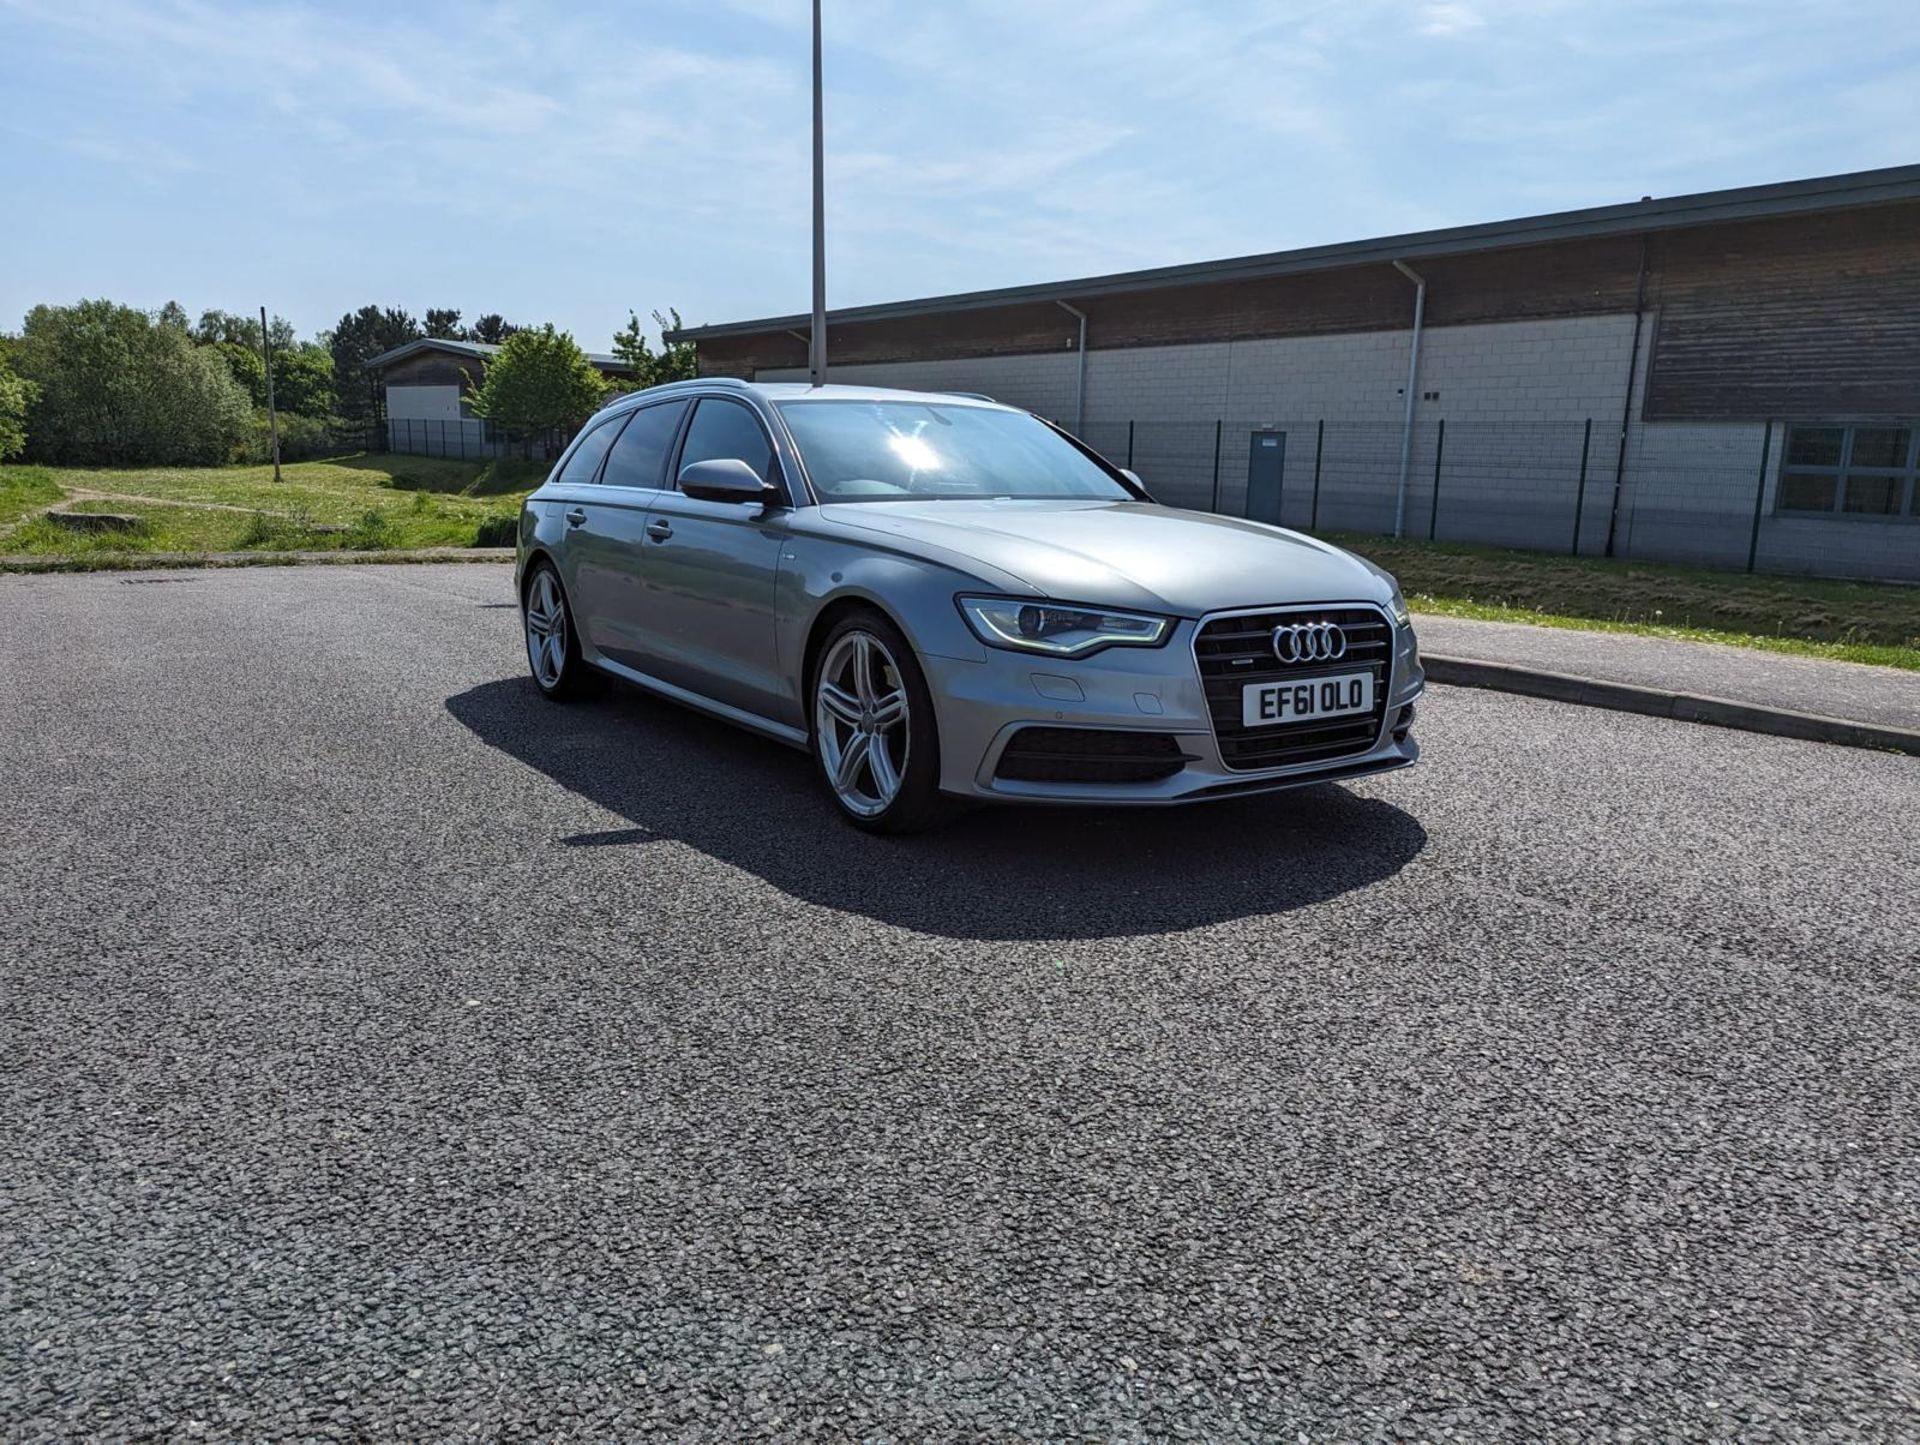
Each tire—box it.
[522,559,589,701]
[809,609,950,834]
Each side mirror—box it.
[1119,468,1145,489]
[678,457,777,504]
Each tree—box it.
[13,299,253,465]
[468,313,519,346]
[611,307,699,388]
[273,344,335,417]
[467,325,607,434]
[424,308,466,340]
[0,355,36,461]
[194,308,295,352]
[329,305,421,423]
[212,340,269,406]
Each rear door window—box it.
[555,415,623,486]
[599,400,688,490]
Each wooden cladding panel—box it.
[382,352,488,389]
[1642,204,1920,420]
[697,205,1920,422]
[701,236,1647,378]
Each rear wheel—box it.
[523,561,587,700]
[810,611,949,833]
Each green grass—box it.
[0,454,537,561]
[0,465,64,526]
[1330,532,1920,671]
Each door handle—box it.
[564,507,587,528]
[646,519,674,542]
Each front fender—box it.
[769,526,1019,730]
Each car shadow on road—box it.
[446,677,1426,941]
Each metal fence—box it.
[1077,416,1915,581]
[384,417,576,463]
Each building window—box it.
[1778,423,1918,519]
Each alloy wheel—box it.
[814,630,911,818]
[525,569,568,690]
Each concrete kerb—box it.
[1424,655,1920,757]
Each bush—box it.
[0,358,36,461]
[236,410,363,463]
[15,300,253,466]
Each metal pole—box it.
[1056,300,1087,435]
[1570,417,1593,555]
[1310,418,1324,531]
[260,306,281,482]
[1390,260,1426,538]
[1126,419,1134,469]
[1746,419,1774,574]
[1428,417,1445,540]
[1604,235,1650,558]
[807,0,827,387]
[1209,419,1223,512]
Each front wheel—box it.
[810,612,950,834]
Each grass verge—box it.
[0,454,537,563]
[1331,533,1920,671]
[0,465,64,527]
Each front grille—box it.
[1194,606,1394,772]
[994,727,1188,784]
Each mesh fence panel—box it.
[1081,416,1907,579]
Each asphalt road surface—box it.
[2,564,1915,1441]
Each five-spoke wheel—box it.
[814,629,911,818]
[523,561,584,699]
[810,611,948,833]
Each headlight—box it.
[957,596,1171,657]
[1389,582,1411,627]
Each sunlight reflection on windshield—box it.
[887,429,940,476]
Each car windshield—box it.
[774,400,1132,503]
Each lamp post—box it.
[808,0,827,387]
[260,305,282,483]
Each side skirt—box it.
[587,655,811,752]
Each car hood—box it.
[813,499,1387,616]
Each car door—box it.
[540,411,629,648]
[567,398,689,665]
[631,396,792,722]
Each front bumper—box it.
[922,607,1424,806]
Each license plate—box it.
[1242,670,1374,728]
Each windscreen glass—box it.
[776,401,1131,502]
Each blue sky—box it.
[2,0,1915,350]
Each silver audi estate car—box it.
[515,380,1422,832]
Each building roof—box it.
[364,336,633,373]
[667,163,1920,342]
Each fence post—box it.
[1570,417,1593,555]
[1125,419,1134,469]
[1427,417,1445,541]
[1310,419,1324,531]
[1746,419,1774,574]
[1209,418,1223,512]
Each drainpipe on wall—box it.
[1056,299,1088,436]
[1603,236,1651,559]
[1391,260,1427,539]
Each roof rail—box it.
[626,376,756,395]
[944,391,996,402]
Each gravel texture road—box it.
[2,564,1916,1441]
